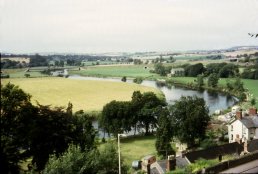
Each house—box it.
[228,108,258,143]
[170,68,185,76]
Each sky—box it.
[0,0,258,53]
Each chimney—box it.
[236,111,242,120]
[167,155,176,171]
[249,108,257,116]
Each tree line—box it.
[153,61,258,79]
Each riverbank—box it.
[164,76,258,109]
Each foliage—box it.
[1,83,97,172]
[169,96,210,147]
[132,91,166,135]
[218,64,238,78]
[1,83,34,173]
[43,142,127,174]
[72,110,97,151]
[155,107,175,158]
[100,100,132,136]
[100,91,165,136]
[133,77,143,84]
[184,63,205,77]
[207,73,219,87]
[196,74,204,88]
[121,76,127,82]
[29,54,48,67]
[251,98,256,107]
[154,63,166,76]
[186,158,218,173]
[205,63,226,75]
[241,68,258,79]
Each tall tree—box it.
[169,96,210,147]
[155,107,175,158]
[137,92,166,135]
[100,101,132,137]
[207,73,219,87]
[1,83,35,173]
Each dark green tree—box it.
[218,64,238,78]
[154,63,166,76]
[196,74,204,88]
[207,73,219,87]
[72,110,97,151]
[1,83,35,173]
[155,107,175,158]
[169,96,210,147]
[137,92,166,135]
[121,76,127,82]
[100,101,132,136]
[184,63,205,77]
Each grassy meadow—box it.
[69,65,160,78]
[1,77,162,112]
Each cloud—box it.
[0,0,257,53]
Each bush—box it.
[133,77,143,84]
[24,73,30,78]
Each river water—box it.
[69,75,237,113]
[68,75,237,137]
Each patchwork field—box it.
[1,77,162,112]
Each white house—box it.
[228,109,258,143]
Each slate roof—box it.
[240,116,258,128]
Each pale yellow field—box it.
[1,77,162,112]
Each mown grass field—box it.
[1,77,162,112]
[69,65,160,78]
[120,135,157,166]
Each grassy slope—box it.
[2,77,162,112]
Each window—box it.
[231,125,233,131]
[231,134,233,140]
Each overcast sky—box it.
[0,0,258,53]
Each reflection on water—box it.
[69,75,237,113]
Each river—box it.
[68,75,237,137]
[69,75,237,113]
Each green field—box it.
[120,135,157,166]
[2,77,162,112]
[69,65,160,78]
[2,68,48,78]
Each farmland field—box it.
[1,77,162,112]
[69,65,160,78]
